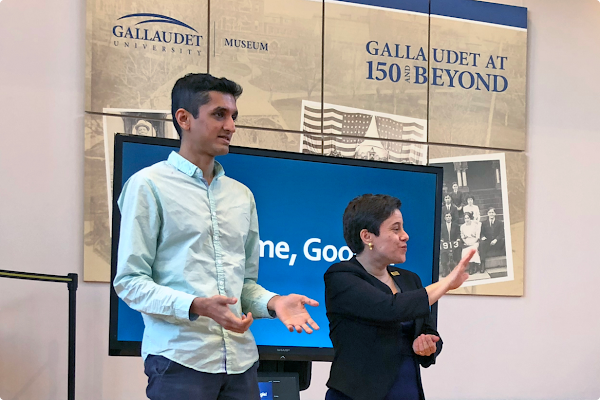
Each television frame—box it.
[109,133,444,360]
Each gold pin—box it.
[390,271,400,276]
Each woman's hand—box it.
[425,248,474,304]
[446,248,474,290]
[412,334,440,357]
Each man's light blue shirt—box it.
[114,151,277,374]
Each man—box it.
[479,207,505,272]
[440,212,462,277]
[114,73,319,400]
[449,182,465,212]
[134,119,152,136]
[441,194,459,223]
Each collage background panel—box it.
[322,0,430,157]
[209,0,323,133]
[428,0,527,150]
[85,0,209,112]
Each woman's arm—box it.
[325,270,431,324]
[325,250,473,324]
[425,248,473,304]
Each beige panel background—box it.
[323,3,429,122]
[210,0,323,131]
[428,17,527,150]
[232,126,301,152]
[85,0,209,112]
[83,1,527,286]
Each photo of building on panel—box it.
[300,100,428,165]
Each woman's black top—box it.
[324,257,442,400]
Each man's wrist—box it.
[190,297,206,319]
[267,295,280,311]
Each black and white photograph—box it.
[300,100,428,165]
[430,153,513,288]
[102,109,177,222]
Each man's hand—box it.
[412,334,440,357]
[190,296,253,334]
[268,294,320,334]
[490,239,498,246]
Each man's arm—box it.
[240,193,319,333]
[113,175,196,323]
[239,193,280,319]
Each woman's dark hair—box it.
[464,211,474,221]
[466,194,475,202]
[343,194,402,254]
[171,73,243,136]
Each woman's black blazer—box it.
[324,257,442,400]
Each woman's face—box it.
[465,214,472,224]
[370,209,409,264]
[467,197,474,205]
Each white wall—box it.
[1,0,599,399]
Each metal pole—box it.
[0,270,78,400]
[67,273,78,400]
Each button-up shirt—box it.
[114,151,277,374]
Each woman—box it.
[324,194,473,400]
[460,211,481,274]
[462,195,481,223]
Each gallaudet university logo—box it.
[112,13,203,56]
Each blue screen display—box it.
[257,382,274,400]
[115,140,440,353]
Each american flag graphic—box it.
[300,101,428,165]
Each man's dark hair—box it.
[171,73,243,136]
[343,194,402,254]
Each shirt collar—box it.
[167,151,225,180]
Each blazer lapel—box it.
[389,267,409,293]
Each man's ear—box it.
[175,108,192,132]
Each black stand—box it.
[0,269,78,400]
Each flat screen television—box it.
[109,134,444,361]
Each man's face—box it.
[452,183,458,192]
[444,195,452,205]
[184,91,238,157]
[488,209,496,219]
[444,213,452,223]
[136,126,149,135]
